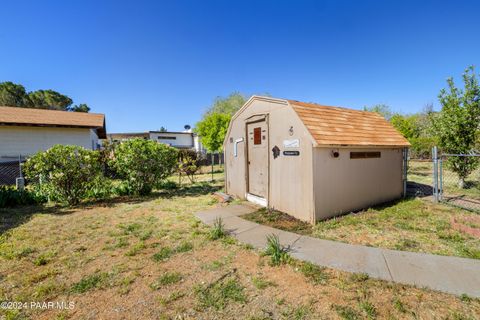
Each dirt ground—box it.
[1,180,479,319]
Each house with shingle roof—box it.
[0,106,106,162]
[224,96,410,223]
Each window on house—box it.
[157,136,176,140]
[253,127,262,145]
[350,151,381,159]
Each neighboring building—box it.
[0,106,106,162]
[108,130,205,153]
[107,132,149,141]
[224,96,410,223]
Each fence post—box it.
[439,156,443,201]
[16,155,25,191]
[403,148,408,198]
[432,146,438,202]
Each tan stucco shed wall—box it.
[312,147,404,220]
[224,97,315,223]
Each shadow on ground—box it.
[407,181,433,197]
[0,181,222,235]
[0,205,76,235]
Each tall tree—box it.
[195,112,231,180]
[432,66,480,188]
[0,82,31,107]
[28,89,73,110]
[69,103,90,112]
[205,92,246,116]
[195,113,231,153]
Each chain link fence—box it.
[407,159,434,198]
[0,160,23,186]
[436,153,480,212]
[408,147,480,212]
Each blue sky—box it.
[1,0,479,132]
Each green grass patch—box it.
[175,241,193,253]
[125,241,146,256]
[159,290,185,305]
[243,208,312,235]
[263,234,290,266]
[299,261,329,285]
[71,272,113,293]
[150,272,183,290]
[359,301,377,319]
[349,273,370,283]
[332,304,361,320]
[252,276,275,290]
[209,217,227,240]
[194,276,246,310]
[152,247,173,262]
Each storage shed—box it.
[224,96,410,223]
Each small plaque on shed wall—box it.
[283,150,300,156]
[283,139,300,148]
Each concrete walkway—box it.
[195,204,480,297]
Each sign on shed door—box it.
[247,121,268,198]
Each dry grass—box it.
[244,197,480,260]
[1,177,479,319]
[313,198,480,259]
[243,208,313,236]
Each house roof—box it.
[108,132,149,139]
[0,106,106,138]
[288,100,410,147]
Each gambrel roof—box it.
[227,96,410,147]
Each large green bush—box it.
[24,145,102,205]
[110,139,178,195]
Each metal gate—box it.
[432,146,480,212]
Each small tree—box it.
[204,92,246,116]
[111,139,178,195]
[195,112,231,180]
[432,66,480,188]
[177,150,199,184]
[24,145,102,205]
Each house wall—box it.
[149,132,194,149]
[312,147,404,220]
[225,98,315,223]
[193,135,205,153]
[0,126,97,161]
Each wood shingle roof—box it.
[288,100,410,147]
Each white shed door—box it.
[247,121,268,198]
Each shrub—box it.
[110,139,178,195]
[177,150,200,183]
[157,180,178,190]
[24,145,102,205]
[0,186,41,208]
[84,176,114,200]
